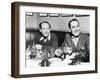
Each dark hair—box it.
[68,19,80,29]
[39,21,51,29]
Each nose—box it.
[75,27,80,30]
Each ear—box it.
[69,27,72,32]
[40,29,42,32]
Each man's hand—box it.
[35,44,42,50]
[32,44,42,59]
[63,47,72,55]
[68,52,79,59]
[55,48,63,57]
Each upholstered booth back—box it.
[26,29,89,48]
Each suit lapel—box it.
[69,33,83,52]
[69,35,76,51]
[76,33,83,50]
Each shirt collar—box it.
[71,36,79,39]
[40,34,51,41]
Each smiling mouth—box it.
[74,30,80,33]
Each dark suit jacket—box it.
[62,33,89,60]
[36,33,58,49]
[34,33,58,58]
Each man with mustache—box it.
[56,19,89,65]
[34,21,58,66]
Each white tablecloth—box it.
[26,50,89,68]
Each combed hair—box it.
[68,19,80,29]
[39,21,51,29]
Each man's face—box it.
[70,20,80,37]
[40,23,51,37]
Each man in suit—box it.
[37,21,58,49]
[55,19,89,65]
[34,21,58,66]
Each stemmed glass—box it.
[39,47,51,67]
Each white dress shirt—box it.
[71,36,79,47]
[39,34,51,43]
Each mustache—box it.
[74,30,80,32]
